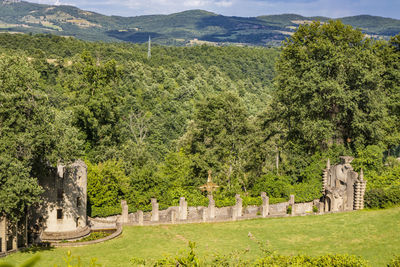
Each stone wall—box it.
[90,193,324,229]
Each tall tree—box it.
[274,20,390,152]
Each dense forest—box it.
[1,20,400,219]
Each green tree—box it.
[274,20,389,152]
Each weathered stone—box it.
[0,217,6,252]
[261,192,269,217]
[322,156,366,212]
[38,160,88,240]
[151,198,159,222]
[208,195,215,220]
[202,208,208,222]
[235,194,242,218]
[170,210,177,224]
[179,197,188,220]
[289,195,295,215]
[11,222,17,250]
[137,210,144,226]
[120,200,129,224]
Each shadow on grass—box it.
[19,243,55,254]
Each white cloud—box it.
[25,0,400,19]
[215,0,233,7]
[183,0,210,7]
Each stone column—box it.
[121,200,129,224]
[354,169,367,210]
[137,210,144,226]
[235,194,242,218]
[202,208,208,222]
[151,198,159,222]
[12,222,17,251]
[289,195,295,215]
[231,206,237,221]
[208,195,215,220]
[0,217,6,253]
[171,210,177,224]
[179,197,188,220]
[261,192,269,217]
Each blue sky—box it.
[30,0,400,19]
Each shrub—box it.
[90,205,121,217]
[364,186,400,209]
[255,254,369,266]
[388,255,400,267]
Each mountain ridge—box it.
[0,1,399,45]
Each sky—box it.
[29,0,400,19]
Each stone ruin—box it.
[1,156,368,255]
[321,156,367,212]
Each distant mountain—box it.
[1,1,399,46]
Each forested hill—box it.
[1,0,400,45]
[1,21,400,219]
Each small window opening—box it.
[57,209,63,220]
[76,197,81,208]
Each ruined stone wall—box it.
[90,194,323,228]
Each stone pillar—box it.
[151,198,159,222]
[24,215,28,247]
[354,169,367,210]
[322,159,330,193]
[289,195,295,215]
[179,197,188,220]
[261,192,269,217]
[121,200,129,224]
[231,206,237,221]
[0,217,6,253]
[12,222,17,251]
[208,195,215,220]
[202,208,208,222]
[319,201,325,214]
[137,210,144,226]
[235,194,242,218]
[171,210,177,224]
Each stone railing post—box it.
[202,208,208,222]
[261,192,269,217]
[0,217,6,253]
[179,197,188,220]
[151,198,159,222]
[121,200,129,224]
[289,195,295,215]
[137,210,144,226]
[235,194,242,218]
[171,210,177,224]
[208,195,215,220]
[12,222,17,251]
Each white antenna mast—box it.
[147,36,151,59]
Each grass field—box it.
[2,207,400,266]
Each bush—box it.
[388,255,400,267]
[364,186,400,209]
[255,254,369,266]
[90,205,121,217]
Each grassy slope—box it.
[2,207,400,266]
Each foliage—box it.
[255,254,369,266]
[274,20,392,152]
[87,160,129,213]
[75,232,110,242]
[364,186,400,209]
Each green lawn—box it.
[2,207,400,266]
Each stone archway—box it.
[325,196,332,212]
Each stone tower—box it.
[37,160,89,241]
